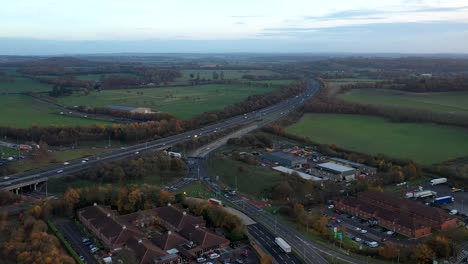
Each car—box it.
[79,255,85,261]
[209,253,220,259]
[88,244,95,249]
[84,240,93,246]
[355,227,361,231]
[336,219,342,224]
[386,231,395,235]
[135,151,140,154]
[90,247,99,253]
[57,170,63,173]
[360,229,368,234]
[352,237,362,242]
[381,238,387,242]
[451,188,464,193]
[329,216,336,220]
[196,257,206,263]
[82,238,90,243]
[63,162,70,165]
[449,209,458,215]
[326,224,333,228]
[328,204,334,209]
[235,259,244,264]
[367,241,379,248]
[81,160,87,163]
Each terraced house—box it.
[334,191,457,238]
[77,203,230,263]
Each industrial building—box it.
[272,166,322,181]
[329,157,377,175]
[316,162,356,181]
[334,192,457,238]
[107,105,152,114]
[259,152,307,167]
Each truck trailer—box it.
[405,190,437,199]
[430,178,447,186]
[275,237,291,253]
[433,196,455,205]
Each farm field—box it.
[0,76,53,93]
[74,73,139,80]
[0,95,113,128]
[286,113,468,165]
[206,155,284,198]
[338,89,468,117]
[252,79,297,85]
[58,84,278,119]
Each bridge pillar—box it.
[34,183,37,191]
[15,188,19,195]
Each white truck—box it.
[430,178,447,186]
[405,190,437,199]
[275,237,291,253]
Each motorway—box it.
[0,79,321,191]
[248,223,302,264]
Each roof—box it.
[155,206,205,231]
[107,105,139,111]
[179,224,229,251]
[317,162,356,173]
[272,166,322,181]
[151,232,188,250]
[329,158,376,169]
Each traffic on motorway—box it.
[0,80,321,191]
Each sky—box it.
[1,0,468,54]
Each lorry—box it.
[275,237,291,253]
[208,198,223,206]
[430,178,447,186]
[433,196,455,205]
[405,190,437,199]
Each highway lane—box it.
[248,223,302,264]
[0,80,320,191]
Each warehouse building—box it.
[329,157,377,175]
[334,192,457,238]
[259,152,307,167]
[316,162,356,181]
[107,105,152,114]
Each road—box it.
[0,79,321,191]
[248,223,302,264]
[53,218,99,264]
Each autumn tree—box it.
[63,188,80,216]
[414,244,434,264]
[379,243,399,259]
[426,236,451,258]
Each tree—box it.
[414,244,434,264]
[426,236,451,258]
[63,189,80,216]
[220,71,224,80]
[212,71,219,80]
[293,203,305,219]
[260,255,272,264]
[379,243,399,259]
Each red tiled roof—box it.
[151,232,189,250]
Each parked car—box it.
[449,209,458,215]
[196,257,206,263]
[329,216,336,220]
[352,237,362,242]
[355,227,361,231]
[381,238,387,242]
[336,219,342,224]
[241,251,249,257]
[236,258,244,264]
[328,205,334,209]
[82,238,90,243]
[360,229,368,234]
[386,231,395,236]
[209,253,220,259]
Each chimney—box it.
[93,202,97,206]
[167,230,172,235]
[182,211,187,216]
[123,225,126,230]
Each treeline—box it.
[66,152,186,184]
[182,198,246,241]
[1,203,75,263]
[340,76,468,93]
[33,76,93,90]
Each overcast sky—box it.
[1,0,468,54]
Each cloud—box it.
[234,21,246,25]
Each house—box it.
[77,204,229,263]
[107,105,152,114]
[334,191,457,238]
[316,162,356,181]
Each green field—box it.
[207,156,284,198]
[0,77,53,93]
[252,79,297,85]
[58,84,278,119]
[0,95,113,128]
[286,114,468,164]
[339,89,468,117]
